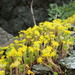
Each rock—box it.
[11,5,34,27]
[1,0,16,19]
[8,17,26,34]
[59,50,75,69]
[70,50,75,56]
[12,6,29,18]
[34,8,48,23]
[71,31,75,36]
[32,64,52,75]
[60,57,75,69]
[0,27,14,47]
[65,69,75,75]
[59,50,75,75]
[0,18,8,27]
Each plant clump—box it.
[0,14,75,75]
[48,0,75,21]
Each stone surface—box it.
[59,50,75,69]
[0,27,14,47]
[32,64,52,75]
[70,50,75,57]
[60,57,75,69]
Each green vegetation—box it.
[48,0,75,21]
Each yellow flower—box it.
[1,56,5,59]
[46,46,53,52]
[20,30,26,34]
[14,40,20,43]
[26,35,32,39]
[0,51,4,55]
[39,35,45,42]
[14,36,19,39]
[21,39,26,43]
[50,32,54,34]
[42,53,50,57]
[50,34,55,38]
[0,70,5,75]
[18,45,27,53]
[44,35,49,38]
[17,50,22,56]
[62,41,66,44]
[40,35,44,40]
[67,41,73,45]
[44,40,48,44]
[34,30,40,36]
[42,46,52,57]
[27,70,34,75]
[65,30,71,34]
[7,47,18,57]
[19,34,23,37]
[0,57,8,68]
[26,64,30,69]
[52,41,59,47]
[28,47,34,52]
[0,58,4,63]
[2,46,9,49]
[50,51,56,57]
[33,41,40,51]
[53,19,62,26]
[37,57,43,64]
[10,61,20,68]
[0,46,9,50]
[9,43,14,47]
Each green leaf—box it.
[19,64,24,72]
[26,57,30,64]
[53,72,58,75]
[32,56,35,62]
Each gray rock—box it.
[9,17,29,33]
[60,57,75,69]
[34,8,48,23]
[32,64,52,75]
[1,0,16,19]
[70,50,75,57]
[11,5,34,27]
[0,18,8,27]
[59,50,75,69]
[12,6,29,18]
[0,27,14,47]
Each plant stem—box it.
[16,67,18,75]
[30,0,36,25]
[10,68,12,75]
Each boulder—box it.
[0,27,14,47]
[59,50,75,75]
[32,64,52,75]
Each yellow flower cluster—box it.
[0,70,5,75]
[10,60,20,68]
[64,14,75,25]
[0,14,75,75]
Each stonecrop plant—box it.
[0,14,75,75]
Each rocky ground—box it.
[0,0,75,75]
